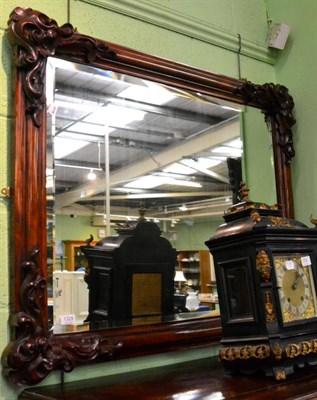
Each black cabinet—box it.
[81,219,176,328]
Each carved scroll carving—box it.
[219,344,271,361]
[237,81,296,165]
[8,7,116,127]
[2,250,122,386]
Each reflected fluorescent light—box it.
[163,157,223,176]
[118,80,175,105]
[67,120,113,136]
[112,187,145,194]
[54,98,100,113]
[54,99,145,132]
[163,163,196,175]
[182,157,222,169]
[124,175,201,189]
[104,104,145,125]
[228,138,243,149]
[124,176,166,189]
[95,212,179,222]
[211,138,243,157]
[162,178,201,188]
[54,137,89,158]
[212,146,242,157]
[55,163,102,171]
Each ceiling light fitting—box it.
[87,169,97,181]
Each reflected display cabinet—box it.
[178,250,212,292]
[63,240,97,271]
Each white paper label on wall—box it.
[98,229,106,238]
[60,314,76,325]
[301,255,311,266]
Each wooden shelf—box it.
[178,250,211,292]
[63,240,96,271]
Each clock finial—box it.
[310,214,317,228]
[238,180,249,202]
[138,203,146,220]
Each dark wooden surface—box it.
[19,357,317,399]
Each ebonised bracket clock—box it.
[205,182,317,380]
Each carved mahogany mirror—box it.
[2,7,295,386]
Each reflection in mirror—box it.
[46,57,244,333]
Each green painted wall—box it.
[266,0,317,225]
[1,0,303,398]
[168,218,223,250]
[56,215,102,241]
[56,214,221,251]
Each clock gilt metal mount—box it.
[205,182,317,380]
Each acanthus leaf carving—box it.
[2,250,122,386]
[237,81,296,164]
[8,7,116,128]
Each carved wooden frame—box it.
[2,7,296,386]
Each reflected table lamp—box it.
[174,270,187,294]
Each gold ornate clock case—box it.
[205,185,317,380]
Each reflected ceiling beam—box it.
[153,200,232,215]
[179,160,229,184]
[77,191,223,201]
[174,211,225,219]
[55,89,223,126]
[55,118,239,208]
[57,125,172,149]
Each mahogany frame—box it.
[2,7,296,386]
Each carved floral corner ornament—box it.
[3,5,297,386]
[236,81,296,165]
[8,6,116,127]
[2,250,122,386]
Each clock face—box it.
[274,254,317,324]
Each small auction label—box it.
[60,314,76,325]
[285,260,295,270]
[301,255,311,266]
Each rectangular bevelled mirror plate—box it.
[46,57,241,333]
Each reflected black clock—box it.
[205,184,317,380]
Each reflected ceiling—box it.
[47,58,243,224]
